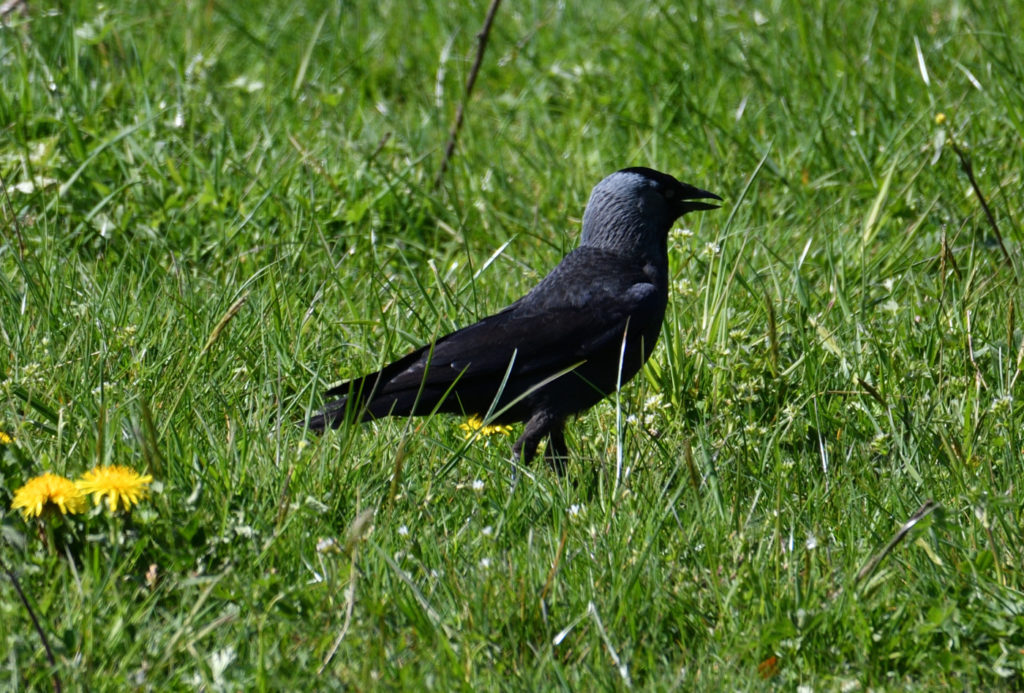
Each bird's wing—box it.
[344,279,662,399]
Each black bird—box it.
[308,167,720,472]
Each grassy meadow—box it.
[2,0,1024,688]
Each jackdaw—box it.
[308,167,720,472]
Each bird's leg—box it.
[511,410,557,467]
[544,420,568,475]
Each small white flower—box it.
[397,525,409,537]
[209,646,236,682]
[672,277,696,296]
[568,503,584,519]
[643,393,664,409]
[471,479,485,492]
[481,525,494,537]
[316,537,339,554]
[781,403,800,423]
[479,557,492,569]
[227,76,264,93]
[14,177,58,194]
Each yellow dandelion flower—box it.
[459,415,513,440]
[935,112,946,125]
[0,431,12,444]
[76,465,153,512]
[11,473,87,519]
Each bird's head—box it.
[580,167,721,257]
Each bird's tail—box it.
[305,371,406,433]
[306,395,350,433]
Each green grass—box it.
[2,0,1024,688]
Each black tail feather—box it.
[306,394,349,433]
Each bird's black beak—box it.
[678,185,723,212]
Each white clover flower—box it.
[702,241,721,257]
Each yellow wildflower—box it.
[11,473,87,519]
[76,465,153,512]
[459,415,513,440]
[0,431,12,444]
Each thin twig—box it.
[944,124,1012,268]
[1,553,63,692]
[539,528,568,603]
[434,0,503,189]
